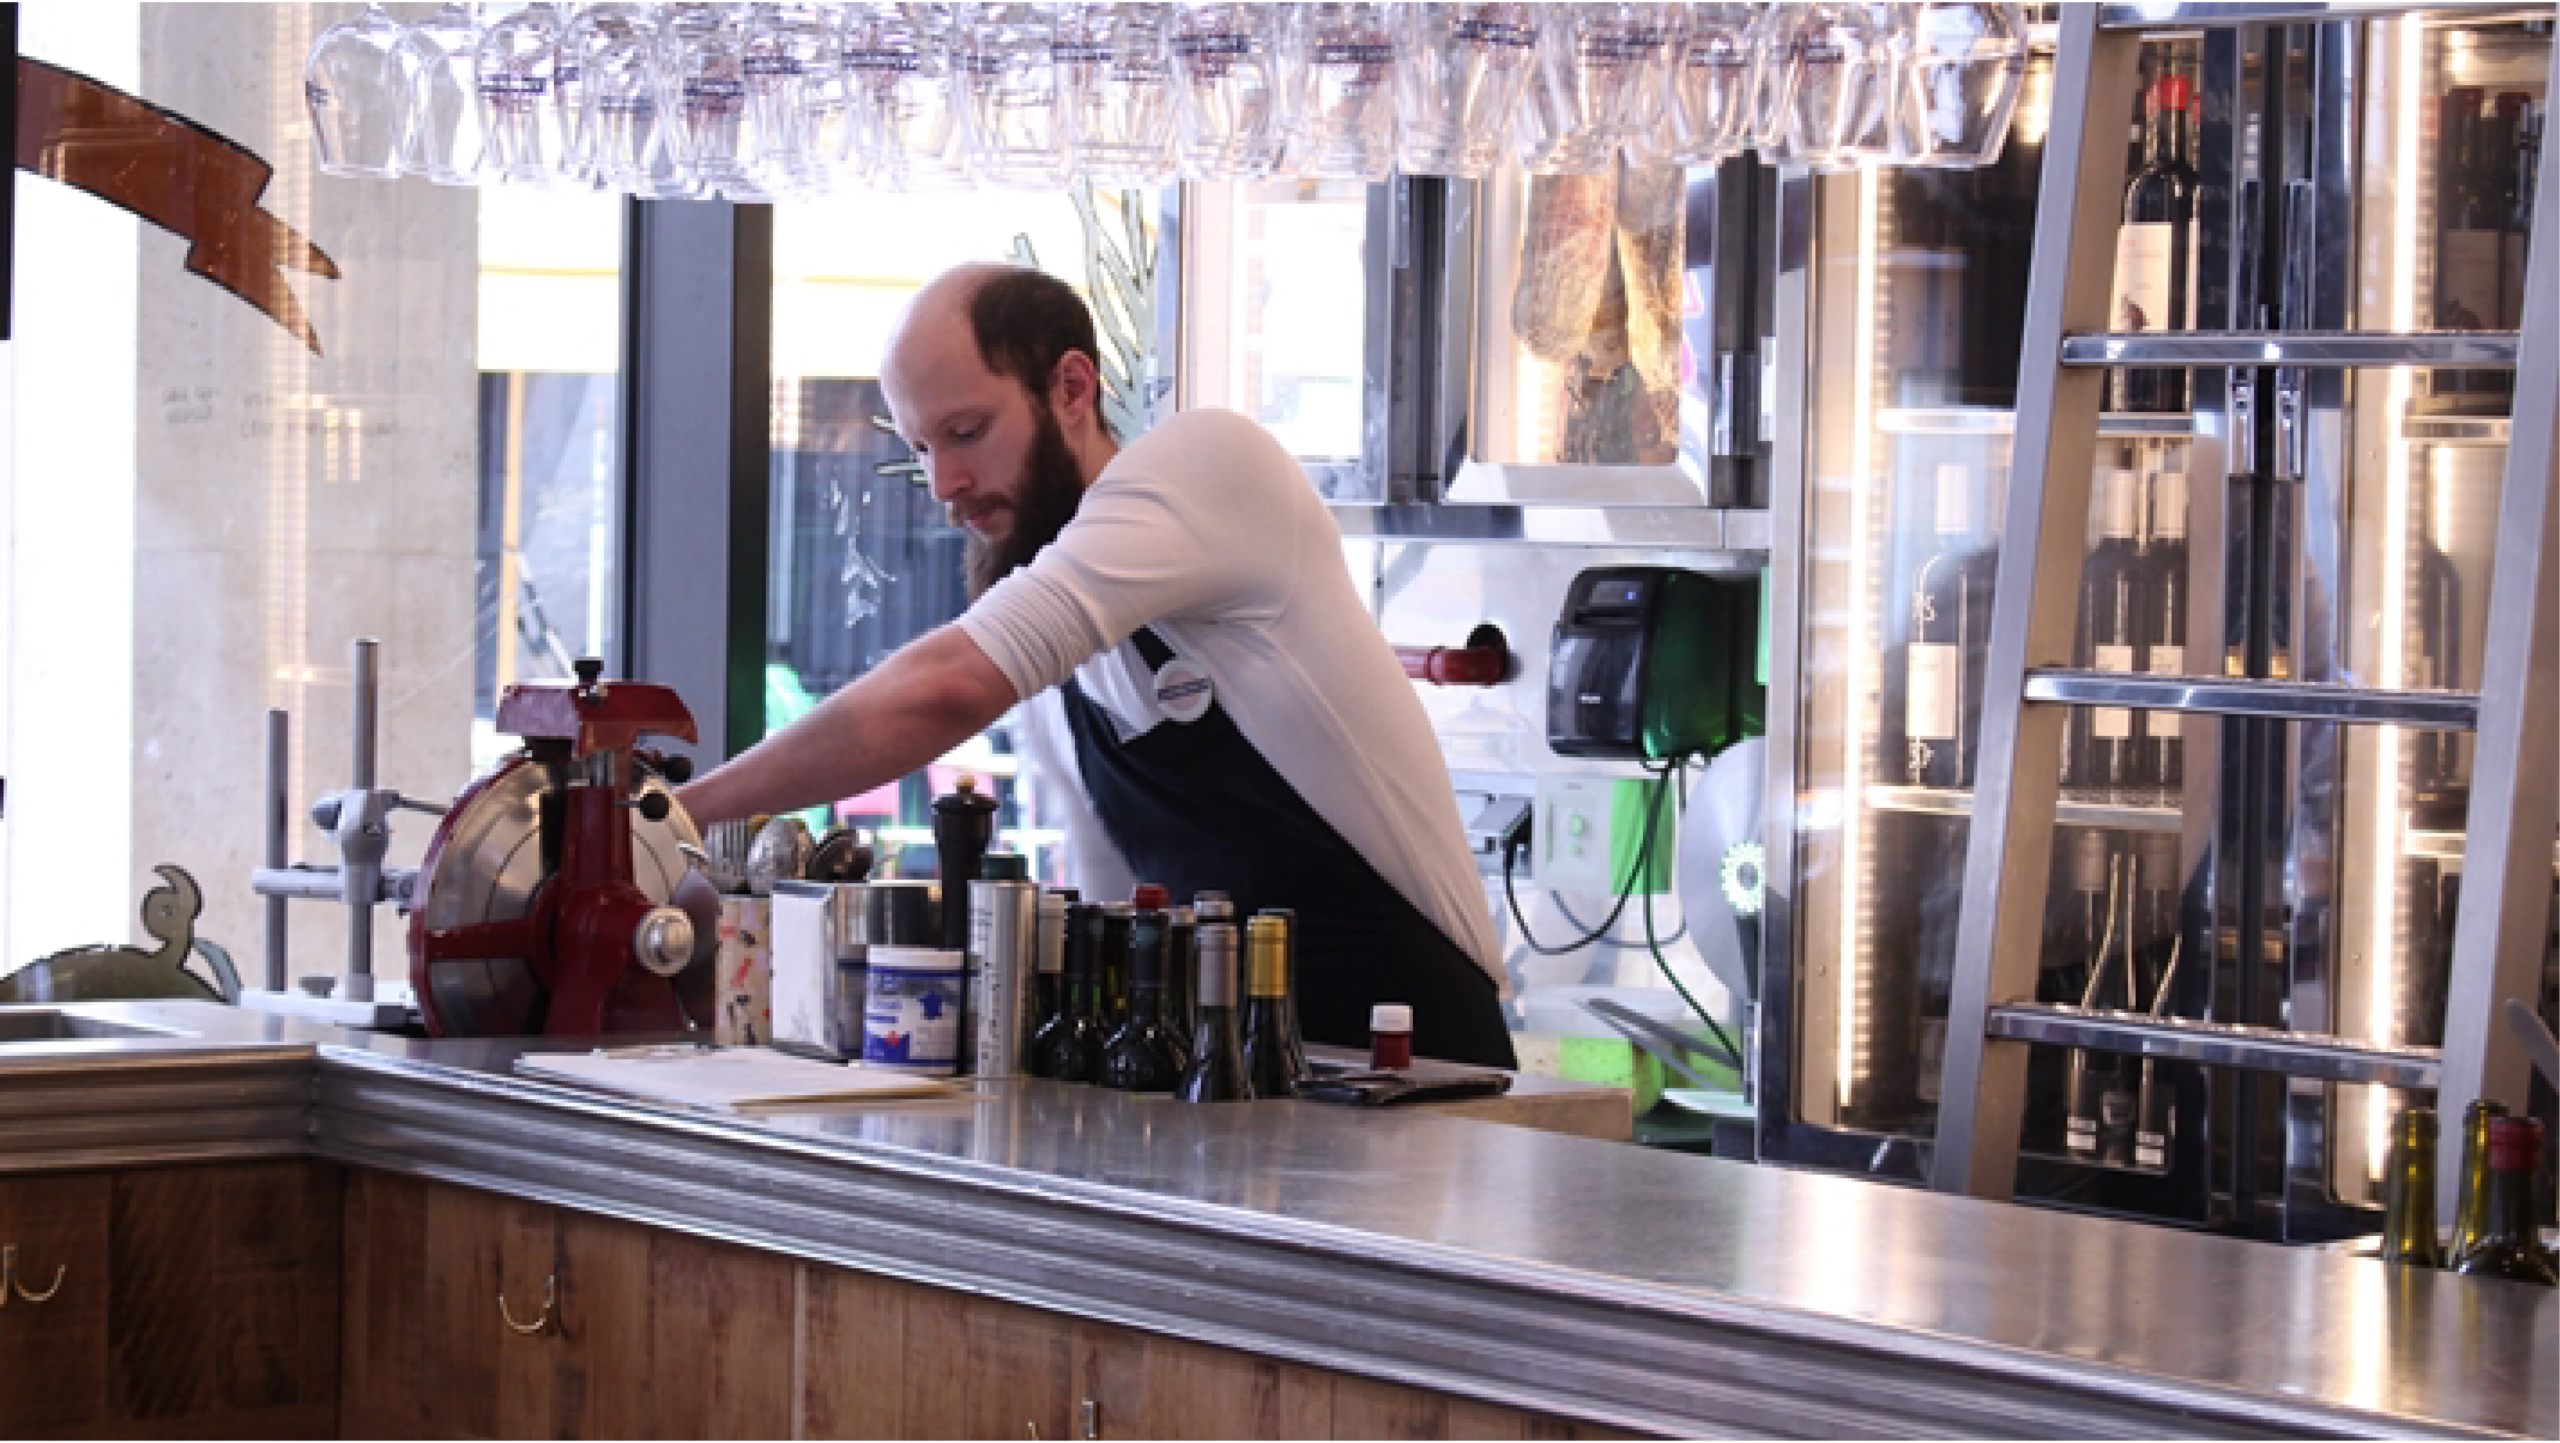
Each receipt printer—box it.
[1547,567,1764,761]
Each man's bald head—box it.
[887,263,1110,437]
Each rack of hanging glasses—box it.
[305,3,2033,197]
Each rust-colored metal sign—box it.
[15,57,339,353]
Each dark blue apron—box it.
[1059,627,1516,1068]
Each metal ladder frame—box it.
[1931,3,2560,1203]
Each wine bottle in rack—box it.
[2064,468,2152,802]
[2136,464,2190,804]
[2411,466,2468,829]
[2435,89,2504,412]
[2502,99,2542,340]
[1904,463,1990,789]
[2109,74,2199,415]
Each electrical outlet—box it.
[1534,775,1673,898]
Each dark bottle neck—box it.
[2480,1161,2541,1243]
[2144,97,2190,172]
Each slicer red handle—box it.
[1396,643,1507,687]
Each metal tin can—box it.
[968,877,1040,1077]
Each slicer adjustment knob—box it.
[632,906,695,978]
[634,791,671,823]
[574,657,604,690]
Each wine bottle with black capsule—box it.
[2136,466,2189,803]
[2064,468,2151,801]
[1033,903,1107,1084]
[1099,909,1183,1093]
[1177,922,1255,1103]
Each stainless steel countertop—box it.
[3,1000,2550,1439]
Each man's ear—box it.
[1048,349,1102,434]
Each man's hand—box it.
[674,625,1019,827]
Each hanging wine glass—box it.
[309,2,411,179]
[742,2,843,196]
[1390,3,1538,179]
[1057,2,1179,187]
[571,2,678,197]
[1780,2,1901,171]
[1897,2,2027,169]
[1644,3,1761,167]
[1740,3,1801,161]
[1167,2,1294,181]
[953,2,1074,189]
[392,2,482,185]
[664,2,765,198]
[476,1,570,185]
[1515,2,1671,176]
[1292,3,1398,182]
[847,3,973,190]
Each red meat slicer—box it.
[408,659,719,1036]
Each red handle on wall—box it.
[1394,626,1511,687]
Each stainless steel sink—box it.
[0,1008,183,1042]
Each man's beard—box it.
[963,401,1087,600]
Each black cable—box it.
[1551,890,1689,947]
[1502,760,1676,955]
[1633,757,1743,1070]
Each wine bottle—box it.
[1033,902,1107,1084]
[2136,466,2190,803]
[2064,468,2152,801]
[1099,909,1183,1093]
[1028,888,1073,1059]
[2452,1117,2558,1284]
[1098,902,1134,1028]
[1240,915,1299,1099]
[2109,74,2199,414]
[1163,905,1197,1069]
[2378,1107,2444,1268]
[1177,922,1255,1103]
[2449,1096,2508,1262]
[2436,89,2504,412]
[2501,101,2541,339]
[1905,463,1990,789]
[1254,906,1311,1083]
[2411,465,2468,829]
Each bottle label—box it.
[2135,1130,2168,1168]
[2066,1116,2098,1154]
[1915,1018,1946,1105]
[2111,222,2177,335]
[2438,230,2502,330]
[2148,644,2184,675]
[1906,643,1961,743]
[2093,643,2135,739]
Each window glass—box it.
[1178,178,1371,488]
[0,4,620,991]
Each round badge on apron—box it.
[1152,656,1214,724]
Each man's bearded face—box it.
[962,393,1086,600]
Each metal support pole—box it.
[342,638,381,1001]
[263,707,289,992]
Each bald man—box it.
[678,264,1513,1069]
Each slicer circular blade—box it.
[407,755,710,1036]
[1674,737,1766,1010]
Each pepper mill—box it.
[932,774,998,950]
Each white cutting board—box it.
[514,1046,956,1112]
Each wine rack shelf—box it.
[1876,406,2202,440]
[2401,827,2560,871]
[1870,784,2182,833]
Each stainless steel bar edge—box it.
[2432,30,2560,1224]
[0,1049,313,1172]
[306,1053,2459,1441]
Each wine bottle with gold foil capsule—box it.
[2452,1117,2557,1285]
[1256,906,1311,1082]
[2378,1108,2442,1268]
[2450,1097,2509,1263]
[1241,916,1298,1099]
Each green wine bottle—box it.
[2449,1098,2509,1263]
[2451,1118,2557,1286]
[1177,922,1254,1103]
[2377,1107,2442,1268]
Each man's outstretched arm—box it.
[674,625,1020,827]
